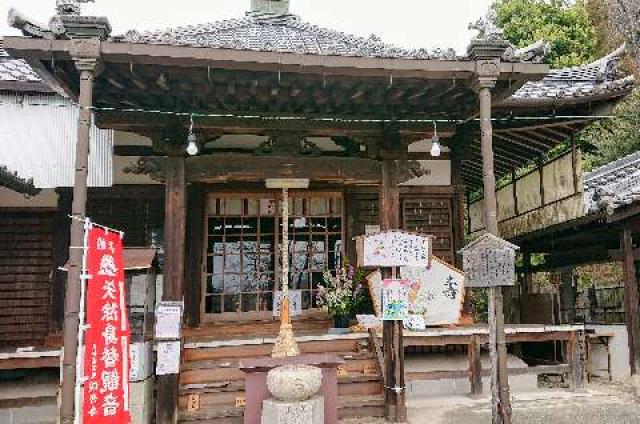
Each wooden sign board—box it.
[366,258,465,326]
[363,363,378,374]
[400,258,465,326]
[460,233,519,288]
[337,365,349,377]
[187,394,200,412]
[235,396,246,408]
[355,230,431,268]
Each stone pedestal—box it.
[262,395,324,424]
[240,353,343,424]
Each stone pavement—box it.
[340,385,640,424]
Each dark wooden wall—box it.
[0,210,56,347]
[85,185,165,247]
[345,186,464,266]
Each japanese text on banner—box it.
[83,227,131,423]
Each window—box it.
[203,192,342,319]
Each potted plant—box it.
[316,262,365,329]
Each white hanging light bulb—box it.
[430,120,441,157]
[186,114,199,156]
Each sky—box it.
[1,0,492,54]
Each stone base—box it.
[261,395,324,424]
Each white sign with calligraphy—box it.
[366,258,465,326]
[357,231,431,268]
[401,258,465,326]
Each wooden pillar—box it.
[184,184,204,328]
[451,156,466,268]
[59,59,97,424]
[478,80,512,424]
[379,160,407,422]
[565,330,586,390]
[621,228,640,375]
[559,267,576,324]
[157,156,187,424]
[468,335,483,395]
[49,189,72,331]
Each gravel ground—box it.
[339,383,640,424]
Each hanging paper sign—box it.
[156,341,181,376]
[401,258,465,326]
[83,226,131,423]
[273,290,302,317]
[356,231,431,268]
[155,301,183,340]
[382,279,409,321]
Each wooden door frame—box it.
[199,188,345,324]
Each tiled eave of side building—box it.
[0,39,53,93]
[501,44,634,109]
[584,151,640,215]
[0,164,40,195]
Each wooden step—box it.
[179,405,244,422]
[178,333,383,422]
[337,395,386,419]
[184,337,367,362]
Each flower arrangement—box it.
[316,262,365,318]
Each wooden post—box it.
[621,228,640,375]
[379,160,407,422]
[478,81,512,424]
[59,59,97,424]
[157,155,187,424]
[184,185,204,328]
[469,335,483,395]
[49,189,72,331]
[564,330,586,390]
[559,267,576,324]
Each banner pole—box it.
[73,218,91,424]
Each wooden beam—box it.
[157,155,187,424]
[95,111,456,138]
[621,229,640,375]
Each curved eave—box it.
[499,76,635,109]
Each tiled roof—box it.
[0,164,40,196]
[509,45,633,104]
[0,39,44,89]
[583,151,640,213]
[113,12,456,60]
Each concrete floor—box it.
[341,385,640,424]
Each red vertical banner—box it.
[83,226,131,423]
